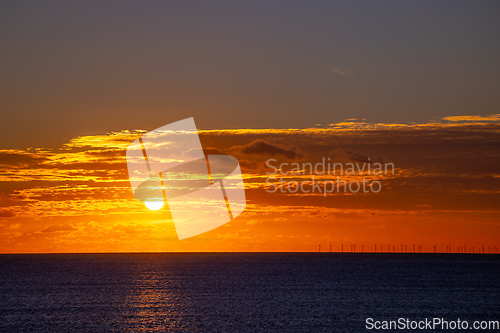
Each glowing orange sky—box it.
[0,116,499,253]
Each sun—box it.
[145,201,164,211]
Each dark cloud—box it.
[0,209,15,218]
[183,147,204,159]
[203,147,224,155]
[238,159,259,171]
[329,148,387,164]
[230,139,304,160]
[0,151,48,167]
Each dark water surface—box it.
[0,253,499,332]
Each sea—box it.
[0,253,499,332]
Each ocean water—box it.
[0,253,499,332]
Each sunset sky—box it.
[1,1,499,253]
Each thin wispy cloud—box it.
[443,114,500,122]
[331,68,355,76]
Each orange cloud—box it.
[443,114,500,122]
[0,116,499,253]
